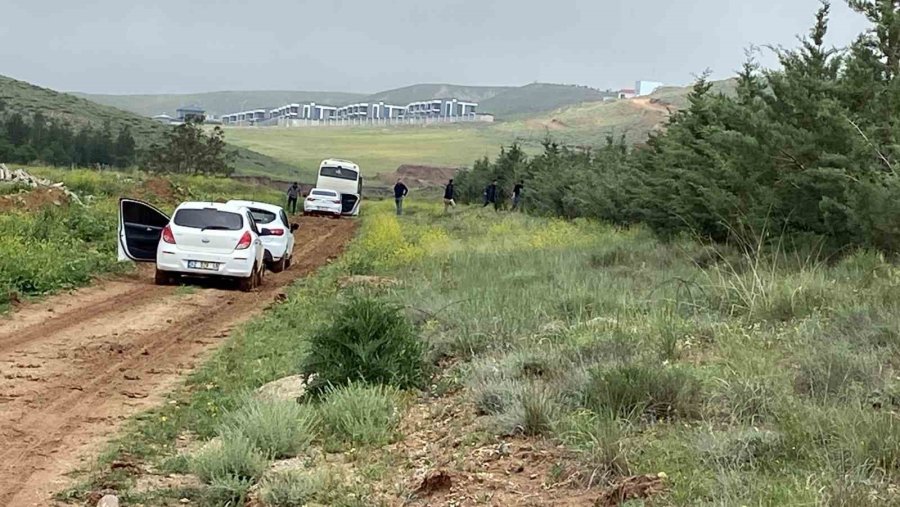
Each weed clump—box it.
[259,466,370,507]
[191,433,268,484]
[221,398,318,459]
[317,383,401,448]
[582,364,703,420]
[302,296,425,393]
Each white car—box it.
[226,200,298,272]
[303,188,343,217]
[118,199,267,291]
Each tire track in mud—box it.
[0,216,356,507]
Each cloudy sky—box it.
[0,0,872,95]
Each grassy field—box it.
[65,199,900,506]
[0,168,282,311]
[223,124,516,180]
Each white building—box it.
[636,80,664,97]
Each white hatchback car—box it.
[303,188,343,217]
[118,199,267,291]
[226,200,298,272]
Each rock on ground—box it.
[96,494,120,507]
[256,374,310,402]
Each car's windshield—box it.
[248,209,277,224]
[312,190,337,197]
[173,208,243,230]
[319,166,358,181]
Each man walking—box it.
[443,178,456,213]
[483,179,498,210]
[511,180,524,211]
[394,178,409,216]
[286,182,300,214]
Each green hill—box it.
[0,74,296,176]
[68,82,620,120]
[480,83,613,118]
[361,84,513,106]
[72,90,368,118]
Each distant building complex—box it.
[221,98,481,126]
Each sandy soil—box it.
[0,216,356,507]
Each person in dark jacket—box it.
[286,182,300,214]
[483,179,498,209]
[393,178,409,216]
[443,179,456,213]
[511,180,524,211]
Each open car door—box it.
[118,198,169,262]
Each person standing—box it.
[483,179,498,210]
[393,178,409,216]
[286,182,300,214]
[511,180,524,211]
[443,178,456,213]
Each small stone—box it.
[180,498,191,504]
[96,494,120,507]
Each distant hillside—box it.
[72,90,368,118]
[480,83,613,117]
[71,82,616,120]
[361,84,513,106]
[494,78,739,147]
[0,75,297,176]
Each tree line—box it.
[0,103,234,176]
[0,108,136,168]
[456,0,900,254]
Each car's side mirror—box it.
[290,223,299,232]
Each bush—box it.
[317,383,401,448]
[494,383,561,436]
[221,398,318,459]
[557,410,630,479]
[258,466,370,507]
[302,296,425,393]
[190,433,269,484]
[582,364,704,420]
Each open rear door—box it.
[118,198,169,262]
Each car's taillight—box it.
[235,231,252,250]
[162,225,176,244]
[267,228,285,236]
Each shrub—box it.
[317,383,401,448]
[259,466,371,507]
[494,383,561,436]
[190,433,269,484]
[302,296,425,393]
[710,376,780,424]
[221,398,318,459]
[582,364,703,420]
[204,474,255,506]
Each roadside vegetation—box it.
[0,167,282,311]
[60,197,900,505]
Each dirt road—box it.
[0,216,356,507]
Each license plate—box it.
[188,260,219,271]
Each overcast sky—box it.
[0,0,872,95]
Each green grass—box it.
[66,197,900,506]
[223,124,512,180]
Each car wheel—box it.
[238,265,257,292]
[270,256,286,273]
[154,269,173,286]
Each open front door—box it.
[118,198,169,262]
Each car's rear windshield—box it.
[319,166,358,181]
[312,190,337,197]
[248,209,277,224]
[173,208,243,230]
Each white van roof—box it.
[319,159,359,170]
